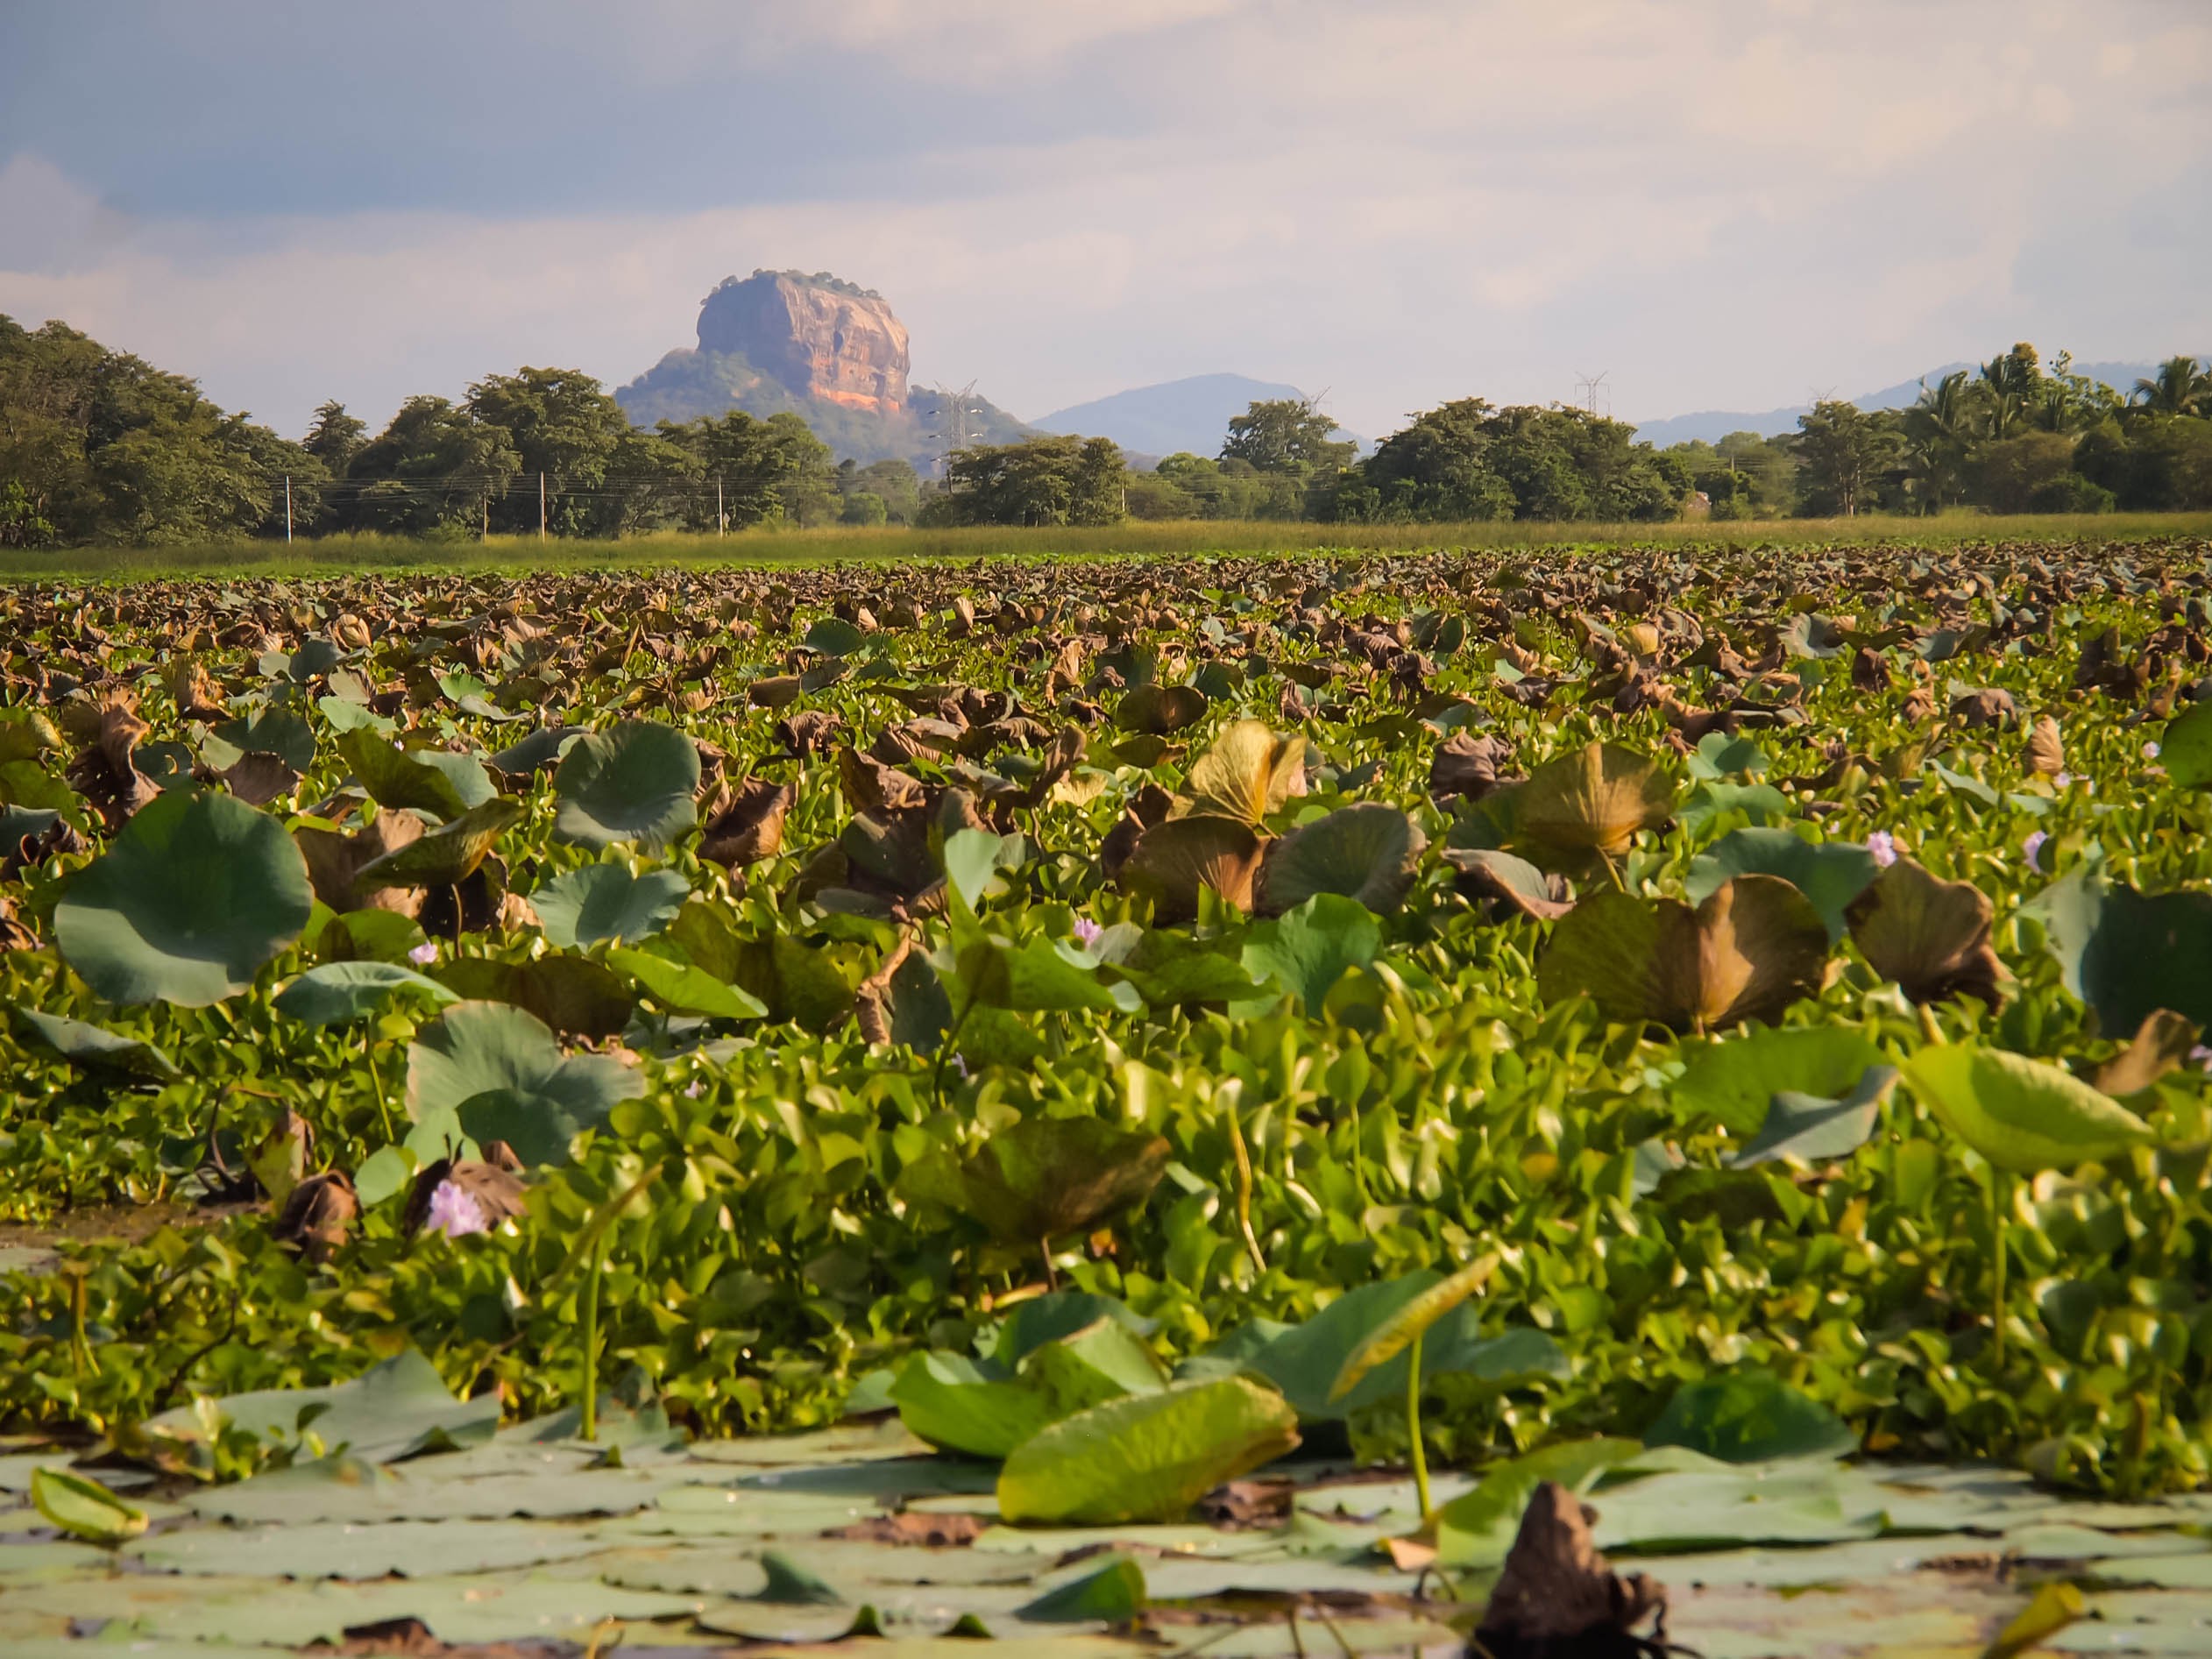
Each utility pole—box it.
[539,471,547,542]
[717,477,725,536]
[283,476,293,543]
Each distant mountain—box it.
[1032,372,1363,461]
[1628,358,2196,448]
[616,269,1035,465]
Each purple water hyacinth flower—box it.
[408,941,438,966]
[422,1179,490,1238]
[2145,741,2162,760]
[2022,830,2048,870]
[1866,830,1898,868]
[2053,771,2072,788]
[1071,916,1104,949]
[2194,1045,2212,1074]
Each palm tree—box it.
[1906,371,1975,507]
[1979,348,2039,441]
[2132,355,2210,417]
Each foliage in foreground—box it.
[3,536,2212,1505]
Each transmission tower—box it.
[925,380,982,479]
[1573,371,1612,417]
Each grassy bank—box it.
[2,509,2208,582]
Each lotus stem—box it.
[1407,1327,1432,1522]
[1989,1170,2008,1368]
[1226,1102,1266,1277]
[579,1227,606,1443]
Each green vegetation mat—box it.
[4,535,2212,1654]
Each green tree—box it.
[303,401,368,474]
[464,367,632,535]
[344,396,520,536]
[1792,401,1899,516]
[929,435,1126,527]
[1221,398,1357,473]
[1978,342,2044,442]
[1904,371,1977,509]
[1969,431,2076,514]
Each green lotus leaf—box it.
[606,945,766,1020]
[488,725,586,776]
[996,1377,1300,1526]
[1904,1042,2156,1173]
[1254,802,1426,917]
[1728,1067,1897,1168]
[1674,1024,1888,1133]
[2162,699,2212,789]
[552,722,701,849]
[2075,885,2212,1033]
[1435,1438,1644,1568]
[214,705,316,772]
[802,616,868,657]
[406,1000,644,1166]
[1689,827,1878,943]
[892,1318,1166,1459]
[1017,1556,1149,1623]
[273,961,458,1026]
[337,730,493,821]
[1329,1252,1497,1403]
[1687,733,1770,781]
[354,798,524,890]
[1241,892,1381,1016]
[11,1007,179,1079]
[150,1349,499,1464]
[531,863,691,948]
[55,788,314,1006]
[1645,1370,1857,1463]
[1537,875,1828,1033]
[1440,846,1574,920]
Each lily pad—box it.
[11,1007,179,1079]
[273,961,458,1026]
[1644,1370,1858,1463]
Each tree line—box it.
[4,311,2207,547]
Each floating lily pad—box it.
[530,862,691,947]
[406,1000,644,1166]
[552,721,700,849]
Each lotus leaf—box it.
[1904,1043,2156,1173]
[552,721,700,848]
[55,788,313,1006]
[1254,802,1426,917]
[1507,741,1675,865]
[354,798,524,890]
[1180,720,1306,824]
[1118,813,1264,923]
[1537,875,1828,1033]
[406,1000,644,1166]
[530,862,690,948]
[1688,826,1878,943]
[996,1377,1300,1526]
[1847,856,2006,1006]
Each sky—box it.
[3,0,2208,443]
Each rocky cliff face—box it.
[694,271,909,414]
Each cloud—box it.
[3,0,2208,442]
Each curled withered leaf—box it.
[1015,725,1086,809]
[221,749,301,807]
[1119,813,1266,924]
[748,674,803,710]
[839,747,926,813]
[2024,715,2065,777]
[776,706,843,756]
[66,696,160,828]
[2090,1008,2198,1100]
[1951,687,2018,729]
[1846,856,2006,1007]
[1429,730,1511,802]
[1442,847,1575,922]
[356,798,525,891]
[1538,875,1828,1033]
[1851,647,1891,693]
[0,890,37,951]
[699,777,795,869]
[295,811,425,915]
[1115,682,1209,735]
[273,1170,358,1264]
[1507,741,1676,867]
[1478,1481,1665,1653]
[1,814,86,880]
